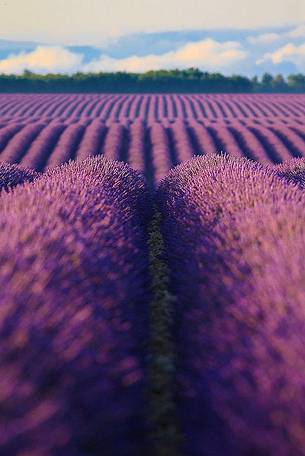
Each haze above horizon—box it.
[0,0,304,76]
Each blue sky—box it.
[0,0,304,75]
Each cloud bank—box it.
[0,40,247,75]
[0,23,305,76]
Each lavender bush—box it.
[158,155,305,456]
[0,156,150,455]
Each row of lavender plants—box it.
[158,155,305,456]
[0,158,150,455]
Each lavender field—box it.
[0,94,305,184]
[0,94,305,456]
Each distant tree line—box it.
[0,69,304,93]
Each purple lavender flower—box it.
[0,161,39,191]
[273,157,305,188]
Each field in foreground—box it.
[0,94,305,456]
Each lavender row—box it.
[45,123,85,169]
[20,123,66,171]
[0,123,45,164]
[0,157,150,455]
[158,155,305,456]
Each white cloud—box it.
[83,39,247,73]
[257,42,305,70]
[247,33,280,45]
[0,46,83,75]
[247,25,305,49]
[286,24,305,39]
